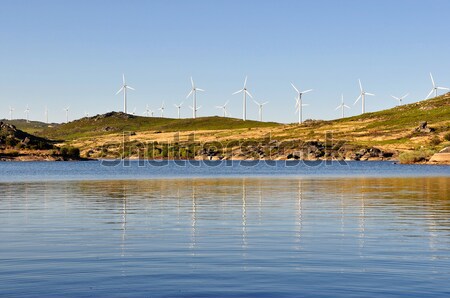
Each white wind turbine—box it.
[335,94,350,118]
[116,74,135,114]
[186,77,204,119]
[426,73,449,99]
[354,79,375,114]
[253,99,268,122]
[84,111,89,117]
[391,93,409,106]
[143,105,151,117]
[233,76,253,121]
[174,101,183,119]
[158,101,165,117]
[189,105,202,117]
[63,106,70,123]
[291,82,312,124]
[24,105,30,123]
[215,100,230,117]
[9,106,14,120]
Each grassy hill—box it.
[38,113,281,140]
[5,94,449,161]
[0,119,59,135]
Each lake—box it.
[1,161,449,297]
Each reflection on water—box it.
[1,177,450,297]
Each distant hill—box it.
[0,119,59,135]
[37,113,281,141]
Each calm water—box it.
[1,161,449,297]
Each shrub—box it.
[444,132,450,142]
[60,146,80,159]
[429,136,441,146]
[398,149,435,164]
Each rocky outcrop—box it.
[428,147,450,164]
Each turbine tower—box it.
[144,105,151,117]
[174,101,183,119]
[186,77,204,119]
[253,99,268,122]
[24,105,30,123]
[426,73,449,99]
[116,74,135,114]
[158,101,165,117]
[354,79,375,114]
[233,76,253,121]
[335,94,350,118]
[391,93,409,106]
[64,106,70,123]
[215,100,229,117]
[291,82,312,124]
[9,106,14,121]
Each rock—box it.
[414,121,435,133]
[428,147,450,164]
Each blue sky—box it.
[1,0,449,123]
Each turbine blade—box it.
[365,92,375,96]
[245,90,253,98]
[196,88,205,92]
[122,74,125,85]
[233,89,243,95]
[290,82,299,94]
[224,100,229,106]
[186,90,193,99]
[437,86,450,90]
[191,76,194,88]
[262,101,269,105]
[335,106,341,110]
[243,76,248,88]
[126,86,135,91]
[391,95,399,100]
[426,89,434,99]
[354,94,362,105]
[302,89,313,94]
[116,86,124,95]
[359,79,363,91]
[344,105,351,109]
[430,73,435,87]
[402,93,409,99]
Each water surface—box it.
[1,162,449,297]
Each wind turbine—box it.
[215,100,229,117]
[144,104,151,117]
[186,77,204,119]
[233,76,253,121]
[116,74,135,114]
[426,73,449,99]
[9,106,14,120]
[24,105,30,123]
[291,82,312,124]
[64,106,70,123]
[189,105,202,117]
[174,101,183,119]
[158,101,165,117]
[354,79,375,114]
[391,93,409,106]
[84,111,89,117]
[335,94,350,118]
[253,99,268,122]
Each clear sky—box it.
[1,0,449,123]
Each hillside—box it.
[5,94,450,162]
[38,113,281,140]
[0,119,58,135]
